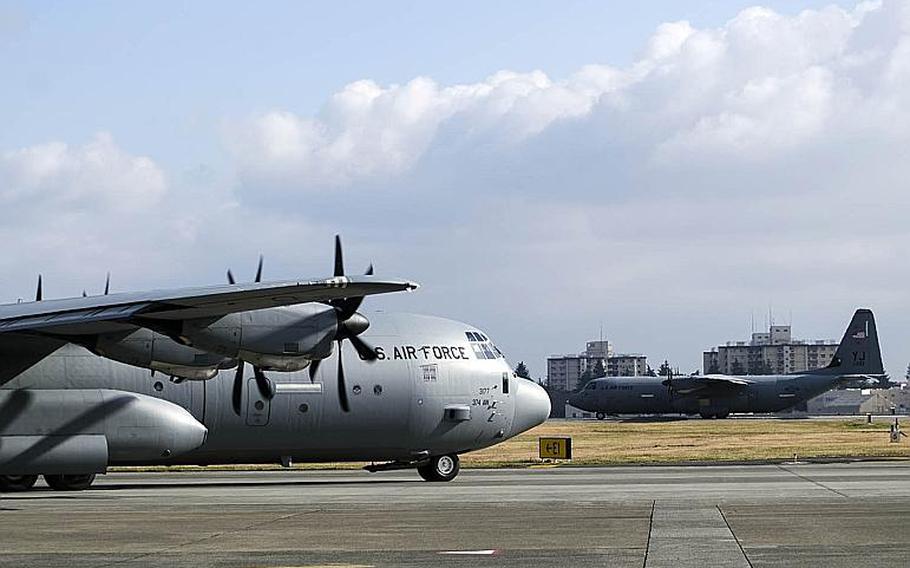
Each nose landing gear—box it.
[417,454,460,482]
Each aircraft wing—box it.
[668,374,753,396]
[0,275,418,335]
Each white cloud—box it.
[227,1,910,193]
[0,132,166,209]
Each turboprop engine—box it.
[92,328,230,380]
[178,304,339,372]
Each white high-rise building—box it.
[547,339,648,391]
[703,324,837,375]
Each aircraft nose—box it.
[567,389,593,411]
[511,379,551,436]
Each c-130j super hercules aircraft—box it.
[569,309,884,420]
[0,237,550,491]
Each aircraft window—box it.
[472,344,486,359]
[465,332,478,341]
[479,333,488,341]
[502,372,510,394]
[481,344,495,359]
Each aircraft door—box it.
[774,378,801,410]
[246,379,270,426]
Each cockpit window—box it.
[465,330,503,360]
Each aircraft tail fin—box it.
[807,309,884,377]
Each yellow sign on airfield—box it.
[539,436,572,460]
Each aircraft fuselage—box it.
[568,373,840,418]
[0,312,550,470]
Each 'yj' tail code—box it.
[810,309,884,376]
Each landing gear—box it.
[0,475,38,492]
[417,454,460,482]
[715,411,730,419]
[43,474,96,491]
[595,412,606,420]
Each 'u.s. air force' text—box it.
[371,345,470,361]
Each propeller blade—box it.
[35,275,42,302]
[227,269,236,285]
[334,235,344,277]
[335,298,364,321]
[232,361,244,415]
[104,272,110,295]
[348,333,378,362]
[336,340,350,412]
[253,367,276,399]
[308,359,321,383]
[254,255,264,283]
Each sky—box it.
[1,0,909,381]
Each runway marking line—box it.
[269,565,374,568]
[438,550,498,556]
[716,505,755,568]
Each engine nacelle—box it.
[180,304,337,372]
[93,329,229,380]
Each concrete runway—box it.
[2,462,910,567]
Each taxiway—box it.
[2,461,909,567]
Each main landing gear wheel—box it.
[0,475,38,492]
[715,411,730,419]
[43,474,96,491]
[699,411,714,419]
[417,454,460,482]
[595,412,606,420]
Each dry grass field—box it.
[461,418,910,466]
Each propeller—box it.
[662,368,674,398]
[228,255,263,285]
[82,273,112,298]
[230,359,276,415]
[307,235,378,412]
[226,254,273,415]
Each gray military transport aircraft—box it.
[0,237,550,491]
[569,309,883,420]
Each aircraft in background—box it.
[0,237,550,491]
[569,309,883,420]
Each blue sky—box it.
[1,1,908,379]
